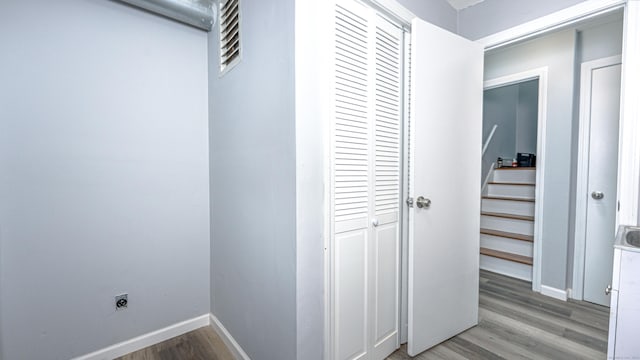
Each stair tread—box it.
[480,247,533,265]
[488,182,535,186]
[481,212,534,221]
[495,167,536,171]
[482,195,535,202]
[480,228,534,242]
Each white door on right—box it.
[407,17,483,357]
[582,57,621,306]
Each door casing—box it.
[483,68,549,293]
[572,55,622,301]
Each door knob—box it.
[416,196,431,209]
[372,218,379,227]
[592,191,604,200]
[605,284,612,295]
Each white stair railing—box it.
[482,162,495,195]
[482,124,498,157]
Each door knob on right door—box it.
[592,191,604,200]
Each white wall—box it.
[208,0,298,359]
[485,29,576,291]
[0,1,210,359]
[294,1,332,358]
[458,0,587,40]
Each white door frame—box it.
[483,68,548,293]
[478,0,640,229]
[572,55,622,301]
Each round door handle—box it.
[605,285,612,295]
[592,191,604,200]
[372,218,379,227]
[416,196,431,209]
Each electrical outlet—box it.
[115,294,128,310]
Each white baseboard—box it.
[540,285,568,301]
[73,314,210,360]
[209,313,251,360]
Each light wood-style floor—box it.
[115,326,235,360]
[388,270,609,360]
[118,270,609,360]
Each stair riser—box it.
[480,234,533,257]
[480,255,533,282]
[487,184,535,199]
[493,169,536,183]
[481,216,534,236]
[481,199,535,217]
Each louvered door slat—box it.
[374,16,401,217]
[333,3,371,227]
[370,14,403,359]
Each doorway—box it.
[480,75,544,288]
[477,9,625,302]
[573,55,622,306]
[327,1,483,359]
[329,1,636,358]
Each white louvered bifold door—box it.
[370,14,403,360]
[331,1,403,359]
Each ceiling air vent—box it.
[219,0,241,74]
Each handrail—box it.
[482,124,498,156]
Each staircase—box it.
[480,167,536,281]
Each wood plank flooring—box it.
[387,270,609,360]
[117,270,609,360]
[115,326,235,360]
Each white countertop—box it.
[614,225,640,253]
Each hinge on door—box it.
[406,197,414,208]
[618,201,620,211]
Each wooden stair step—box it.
[482,195,535,202]
[481,211,534,221]
[488,182,535,186]
[480,228,533,242]
[495,167,536,171]
[480,247,533,265]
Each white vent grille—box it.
[219,0,241,73]
[334,3,370,223]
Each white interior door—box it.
[582,60,621,306]
[331,1,402,359]
[407,18,483,356]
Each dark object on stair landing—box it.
[517,153,536,167]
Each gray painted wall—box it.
[516,80,539,154]
[577,17,623,63]
[482,85,517,179]
[395,0,457,32]
[482,80,538,182]
[0,0,210,359]
[458,0,587,40]
[485,29,576,290]
[208,0,297,359]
